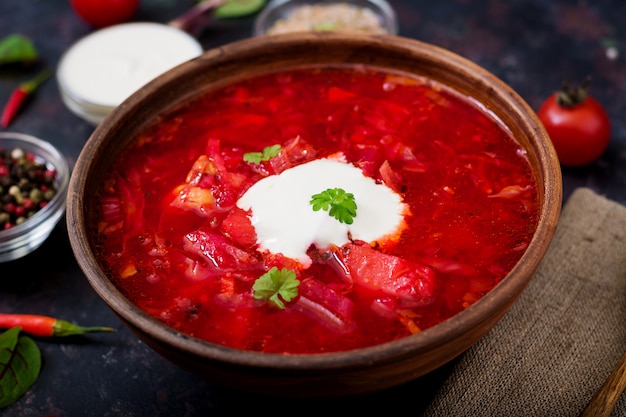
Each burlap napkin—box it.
[423,187,626,417]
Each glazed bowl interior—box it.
[67,32,562,396]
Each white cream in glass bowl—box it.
[57,22,203,125]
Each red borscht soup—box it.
[92,66,539,354]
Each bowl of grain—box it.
[253,0,398,36]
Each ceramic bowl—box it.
[67,32,562,397]
[0,132,70,262]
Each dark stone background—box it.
[1,1,624,415]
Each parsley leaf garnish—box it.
[310,187,358,224]
[243,144,281,164]
[252,267,299,309]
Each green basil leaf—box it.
[0,34,39,66]
[214,0,266,19]
[0,327,42,409]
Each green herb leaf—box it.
[0,327,41,409]
[252,267,299,309]
[214,0,266,19]
[0,34,39,66]
[243,144,281,164]
[310,187,358,224]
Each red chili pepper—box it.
[1,69,51,128]
[0,313,115,337]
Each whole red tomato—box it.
[537,80,611,167]
[70,0,140,28]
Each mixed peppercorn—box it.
[0,147,57,230]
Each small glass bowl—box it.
[253,0,398,36]
[0,132,70,262]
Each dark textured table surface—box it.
[1,1,625,415]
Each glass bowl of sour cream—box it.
[57,22,203,125]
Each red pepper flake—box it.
[1,69,51,128]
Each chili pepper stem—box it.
[20,69,52,93]
[52,319,115,337]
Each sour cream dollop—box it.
[236,158,407,266]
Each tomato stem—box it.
[556,76,591,107]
